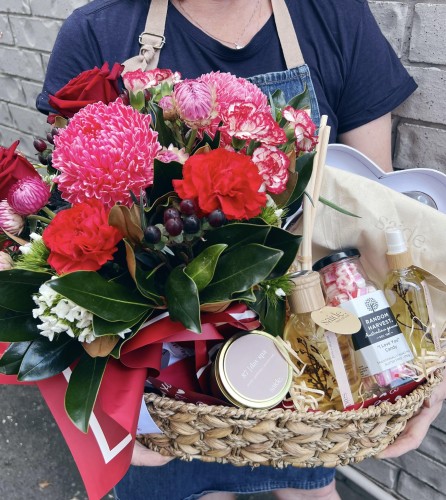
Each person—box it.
[36,1,446,499]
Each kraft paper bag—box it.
[292,165,446,335]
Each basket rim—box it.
[144,371,443,422]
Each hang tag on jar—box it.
[311,306,361,335]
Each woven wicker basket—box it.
[138,372,442,468]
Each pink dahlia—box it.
[0,199,25,235]
[173,79,217,129]
[7,176,50,215]
[282,107,318,152]
[251,145,290,194]
[52,100,161,208]
[219,102,287,145]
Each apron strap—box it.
[271,0,305,68]
[122,0,169,74]
[122,0,305,73]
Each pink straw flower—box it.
[52,100,161,208]
[0,250,13,270]
[156,145,189,164]
[0,199,25,235]
[251,145,290,194]
[282,107,318,152]
[7,176,51,215]
[173,79,217,129]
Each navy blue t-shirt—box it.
[36,0,416,140]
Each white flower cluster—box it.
[19,232,43,255]
[32,282,96,343]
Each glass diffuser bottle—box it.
[283,271,360,410]
[384,228,436,352]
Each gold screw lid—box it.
[288,271,325,314]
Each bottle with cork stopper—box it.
[283,271,360,410]
[384,228,436,352]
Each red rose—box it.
[48,62,123,118]
[0,141,41,200]
[173,149,267,220]
[43,199,123,274]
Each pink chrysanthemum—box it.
[251,145,290,194]
[173,79,217,129]
[7,176,50,215]
[52,100,161,208]
[219,102,287,145]
[0,199,25,235]
[282,107,318,152]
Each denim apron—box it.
[116,2,329,499]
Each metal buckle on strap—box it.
[138,32,166,49]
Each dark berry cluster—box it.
[33,128,59,167]
[143,199,226,245]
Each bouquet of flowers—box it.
[0,64,319,433]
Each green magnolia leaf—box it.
[198,223,270,252]
[185,244,227,291]
[109,313,153,359]
[165,267,201,333]
[193,130,221,152]
[269,89,287,120]
[0,270,50,312]
[65,353,108,433]
[0,307,41,342]
[18,335,83,381]
[134,264,166,306]
[149,159,183,203]
[200,244,283,303]
[47,271,150,323]
[150,102,175,149]
[250,289,286,337]
[92,311,149,337]
[0,341,32,375]
[264,227,302,277]
[319,196,361,218]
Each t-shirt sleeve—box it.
[36,10,105,115]
[336,1,417,134]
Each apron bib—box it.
[122,0,320,126]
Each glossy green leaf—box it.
[165,267,201,333]
[0,270,50,312]
[200,244,283,303]
[0,307,41,342]
[65,353,108,433]
[150,102,175,149]
[92,310,149,336]
[47,271,150,323]
[149,159,183,204]
[134,264,166,306]
[269,89,287,119]
[18,336,83,381]
[185,244,227,291]
[198,223,270,252]
[264,227,302,277]
[109,312,153,359]
[0,341,32,375]
[250,289,286,337]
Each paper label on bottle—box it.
[414,266,446,292]
[311,306,361,335]
[340,290,414,377]
[324,330,354,407]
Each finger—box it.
[376,404,442,459]
[424,377,446,408]
[131,441,174,467]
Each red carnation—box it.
[43,199,123,274]
[48,62,123,118]
[173,149,267,220]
